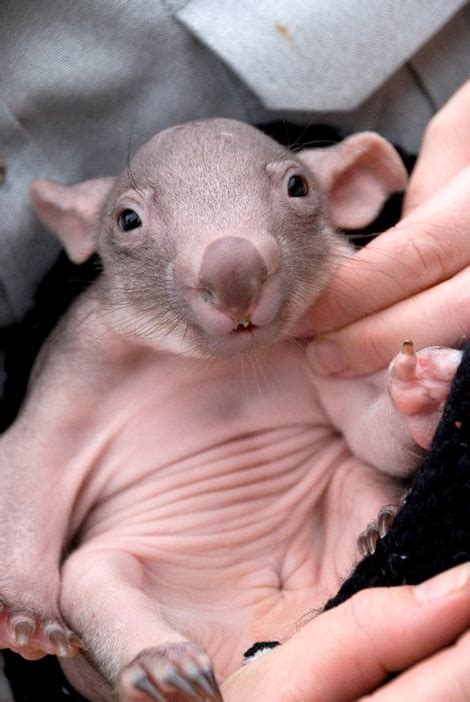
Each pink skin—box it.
[388,342,463,449]
[0,119,460,701]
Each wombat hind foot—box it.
[119,642,223,702]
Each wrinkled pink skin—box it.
[0,120,461,701]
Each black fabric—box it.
[3,651,86,702]
[243,640,281,661]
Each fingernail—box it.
[414,563,470,601]
[308,338,347,375]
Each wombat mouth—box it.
[231,322,256,334]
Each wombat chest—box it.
[69,342,344,545]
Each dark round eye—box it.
[117,209,142,231]
[287,174,309,197]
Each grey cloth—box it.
[177,0,467,110]
[0,0,469,331]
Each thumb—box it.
[404,80,470,214]
[222,563,470,702]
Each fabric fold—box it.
[177,0,467,110]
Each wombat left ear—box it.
[298,133,408,230]
[30,177,115,264]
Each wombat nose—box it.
[199,237,268,316]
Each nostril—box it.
[201,288,215,303]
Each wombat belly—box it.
[69,438,388,676]
[63,342,395,676]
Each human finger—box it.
[222,563,470,702]
[359,628,470,701]
[404,80,470,214]
[305,165,470,339]
[307,264,470,376]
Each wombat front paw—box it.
[120,642,223,702]
[388,341,462,448]
[0,597,83,660]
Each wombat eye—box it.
[287,175,309,197]
[117,209,142,231]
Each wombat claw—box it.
[134,668,223,701]
[0,600,83,659]
[123,643,224,701]
[357,504,400,557]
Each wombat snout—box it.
[199,237,268,319]
[177,235,282,337]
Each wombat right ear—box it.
[30,177,115,264]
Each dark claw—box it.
[134,675,166,702]
[126,643,223,701]
[357,532,368,558]
[357,526,379,557]
[202,670,224,702]
[358,503,401,557]
[164,669,206,702]
[377,505,398,538]
[47,627,70,657]
[402,339,415,356]
[366,528,379,555]
[187,667,219,699]
[13,618,35,647]
[68,632,87,651]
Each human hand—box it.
[302,81,470,377]
[221,563,470,701]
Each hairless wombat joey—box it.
[0,119,461,702]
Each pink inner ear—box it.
[61,210,98,264]
[298,132,408,230]
[30,177,114,264]
[329,168,391,230]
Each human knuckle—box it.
[342,594,394,681]
[440,299,468,343]
[434,274,470,342]
[347,590,381,646]
[401,232,448,283]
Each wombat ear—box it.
[30,177,115,263]
[298,133,408,230]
